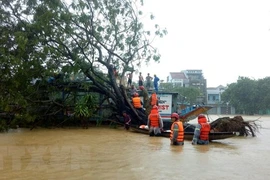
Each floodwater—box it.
[0,115,270,180]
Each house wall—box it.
[207,105,235,115]
[185,70,207,103]
[206,86,235,115]
[168,70,207,103]
[167,74,184,87]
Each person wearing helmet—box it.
[149,91,158,107]
[170,113,184,145]
[132,93,143,108]
[131,92,145,116]
[192,114,211,145]
[147,105,163,136]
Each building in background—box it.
[167,70,207,103]
[165,70,235,115]
[207,85,235,115]
[166,72,188,87]
[183,70,207,103]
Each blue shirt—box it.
[153,76,159,84]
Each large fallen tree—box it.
[0,0,167,128]
[210,116,260,137]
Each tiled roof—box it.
[170,72,187,80]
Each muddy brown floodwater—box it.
[0,115,270,180]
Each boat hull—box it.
[130,127,236,141]
[180,105,213,122]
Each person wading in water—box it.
[170,113,184,145]
[147,105,163,136]
[122,111,131,130]
[192,114,211,145]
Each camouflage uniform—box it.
[141,88,151,116]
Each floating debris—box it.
[210,116,259,137]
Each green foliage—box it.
[74,94,97,118]
[222,76,270,115]
[1,0,165,86]
[256,77,270,111]
[0,0,166,129]
[160,83,200,104]
[179,87,201,104]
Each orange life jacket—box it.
[199,122,210,140]
[132,97,142,108]
[150,93,158,106]
[149,108,160,127]
[170,121,184,142]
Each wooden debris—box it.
[210,116,259,137]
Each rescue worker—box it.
[150,91,158,107]
[192,114,211,145]
[170,113,184,145]
[147,105,163,136]
[132,93,143,111]
[139,86,151,116]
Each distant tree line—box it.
[161,76,270,115]
[160,83,201,105]
[222,76,270,115]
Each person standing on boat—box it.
[153,74,159,92]
[170,113,184,145]
[145,73,153,90]
[138,72,144,86]
[192,114,211,145]
[147,105,163,136]
[127,72,133,88]
[122,111,131,130]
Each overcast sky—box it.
[136,0,270,87]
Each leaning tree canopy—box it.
[0,0,167,126]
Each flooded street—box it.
[0,115,270,180]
